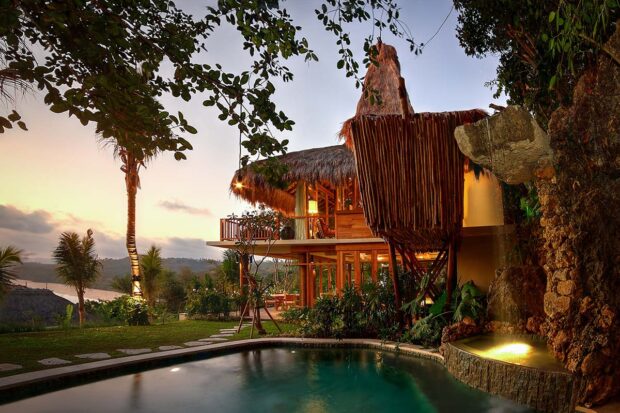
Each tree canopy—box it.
[1,0,416,174]
[454,0,619,122]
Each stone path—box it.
[117,348,151,355]
[0,363,22,372]
[38,358,71,366]
[158,345,182,351]
[5,324,254,374]
[75,353,111,360]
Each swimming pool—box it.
[0,348,532,412]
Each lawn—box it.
[0,320,294,376]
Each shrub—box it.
[186,289,232,319]
[85,295,149,326]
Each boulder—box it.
[487,266,546,325]
[454,105,553,184]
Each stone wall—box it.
[443,342,578,413]
[536,21,620,406]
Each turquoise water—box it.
[0,348,532,413]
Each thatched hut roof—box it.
[342,41,488,250]
[350,110,487,250]
[340,41,414,147]
[231,145,356,214]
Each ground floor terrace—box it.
[208,224,513,308]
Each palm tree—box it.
[140,245,162,305]
[0,246,22,298]
[101,142,158,299]
[53,229,102,326]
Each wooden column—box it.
[295,181,307,240]
[298,253,307,307]
[354,251,361,288]
[371,250,378,282]
[389,243,403,324]
[446,240,457,311]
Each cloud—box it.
[0,205,55,234]
[158,200,212,216]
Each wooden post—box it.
[389,243,403,324]
[354,251,361,288]
[446,239,457,311]
[299,254,307,307]
[295,181,307,240]
[371,250,378,282]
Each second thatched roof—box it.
[231,145,356,214]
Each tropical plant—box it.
[140,245,163,305]
[0,245,22,298]
[156,270,186,314]
[186,289,232,320]
[52,230,102,326]
[110,274,132,295]
[453,281,485,322]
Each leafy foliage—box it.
[288,274,398,339]
[454,0,619,122]
[186,289,233,320]
[0,245,22,298]
[140,245,163,305]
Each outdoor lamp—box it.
[308,200,318,214]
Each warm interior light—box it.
[308,200,318,214]
[234,181,243,190]
[424,296,434,305]
[486,342,532,357]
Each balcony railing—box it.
[219,215,336,241]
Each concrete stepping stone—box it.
[201,337,228,342]
[184,341,207,347]
[158,345,183,351]
[0,363,22,372]
[117,348,152,355]
[219,329,237,333]
[75,353,111,360]
[210,333,234,338]
[38,358,71,366]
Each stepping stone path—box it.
[0,363,22,372]
[210,334,234,338]
[184,341,207,347]
[201,338,228,342]
[117,348,152,355]
[38,358,71,366]
[158,345,183,351]
[75,353,111,360]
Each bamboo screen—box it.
[350,110,487,250]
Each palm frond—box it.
[0,245,23,295]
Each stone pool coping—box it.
[0,338,442,394]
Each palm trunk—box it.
[76,284,85,326]
[125,154,143,298]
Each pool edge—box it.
[0,338,443,394]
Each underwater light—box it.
[170,367,180,372]
[485,342,532,357]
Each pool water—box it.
[0,348,533,413]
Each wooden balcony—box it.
[219,211,373,242]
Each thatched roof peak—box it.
[231,145,356,214]
[340,42,414,146]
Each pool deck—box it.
[0,338,442,393]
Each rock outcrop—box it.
[454,105,553,184]
[536,21,620,406]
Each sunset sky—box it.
[0,0,506,262]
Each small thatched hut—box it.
[341,41,488,304]
[230,145,356,214]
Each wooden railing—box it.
[219,215,336,241]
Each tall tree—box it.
[0,245,22,298]
[53,229,102,326]
[2,0,416,295]
[140,245,163,304]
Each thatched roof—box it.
[231,145,356,214]
[340,41,414,147]
[350,111,487,250]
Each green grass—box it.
[0,320,294,376]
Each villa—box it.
[207,42,509,308]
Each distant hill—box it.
[15,257,222,291]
